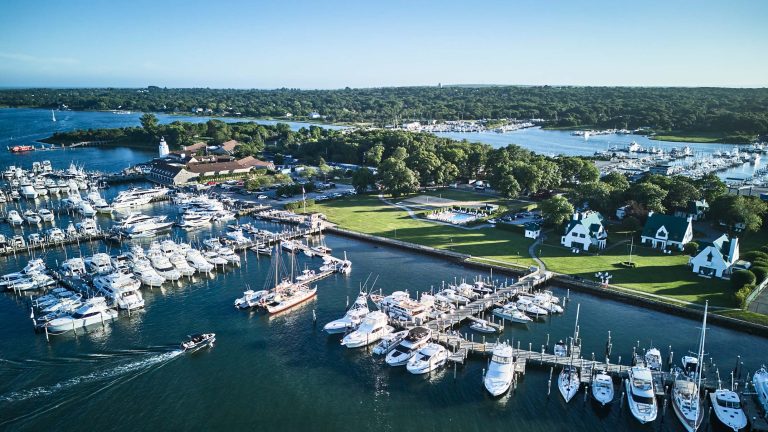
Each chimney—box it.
[647,210,654,218]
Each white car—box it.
[257,195,268,200]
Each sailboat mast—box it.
[694,301,708,430]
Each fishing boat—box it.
[709,388,747,431]
[181,333,216,351]
[406,343,448,375]
[6,210,23,226]
[385,327,432,366]
[469,319,499,333]
[626,366,658,424]
[10,145,34,153]
[38,208,55,222]
[483,342,515,396]
[323,293,370,334]
[23,210,42,225]
[340,311,393,348]
[591,370,614,406]
[558,365,581,402]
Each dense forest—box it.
[3,86,767,137]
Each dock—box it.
[0,232,108,257]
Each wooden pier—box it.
[0,232,108,257]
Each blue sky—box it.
[0,0,766,88]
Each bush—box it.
[731,269,756,290]
[742,251,768,262]
[683,241,699,256]
[751,266,768,283]
[759,245,768,254]
[735,284,755,309]
[284,199,315,211]
[751,259,768,269]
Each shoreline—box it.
[325,225,768,337]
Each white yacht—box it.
[77,201,97,217]
[7,210,24,226]
[110,187,168,209]
[93,272,144,310]
[492,305,533,324]
[216,247,241,266]
[516,297,549,317]
[406,343,448,375]
[46,227,65,242]
[203,250,228,267]
[85,253,114,275]
[120,214,173,237]
[23,210,42,225]
[61,257,87,277]
[323,293,370,334]
[234,289,269,309]
[709,389,747,431]
[150,254,182,281]
[186,249,214,273]
[6,273,56,291]
[341,311,393,348]
[385,327,432,366]
[626,366,658,424]
[76,218,99,235]
[169,253,196,277]
[179,212,212,228]
[265,284,317,314]
[21,184,38,199]
[591,370,614,406]
[45,297,118,333]
[645,348,663,371]
[483,343,515,396]
[755,366,768,414]
[558,365,580,402]
[132,261,166,287]
[38,208,55,222]
[372,330,408,355]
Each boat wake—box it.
[0,349,183,404]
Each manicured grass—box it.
[651,131,755,144]
[737,229,768,253]
[301,195,536,267]
[539,243,735,307]
[716,310,768,327]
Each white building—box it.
[561,211,607,251]
[689,234,741,278]
[640,211,693,251]
[524,223,541,239]
[158,137,169,158]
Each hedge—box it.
[742,251,768,262]
[285,199,316,211]
[731,269,756,290]
[735,284,756,309]
[751,266,768,283]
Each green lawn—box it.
[539,242,734,307]
[301,195,536,267]
[716,310,768,327]
[651,131,755,144]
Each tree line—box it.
[4,86,768,137]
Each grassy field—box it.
[539,242,735,307]
[715,310,768,327]
[651,131,755,144]
[300,195,536,267]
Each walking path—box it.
[377,194,493,230]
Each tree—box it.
[351,168,376,193]
[710,195,767,233]
[696,173,727,203]
[539,195,575,226]
[570,181,612,212]
[601,172,630,192]
[140,113,159,137]
[629,182,667,213]
[683,241,699,256]
[364,144,385,165]
[377,157,419,197]
[300,167,317,179]
[664,178,700,210]
[731,269,756,290]
[234,138,264,158]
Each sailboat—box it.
[261,247,317,314]
[51,110,56,122]
[558,304,581,403]
[671,302,708,432]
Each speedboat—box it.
[341,311,393,348]
[7,210,24,226]
[558,365,581,402]
[484,343,515,396]
[323,293,370,334]
[645,347,663,371]
[23,210,42,225]
[44,297,118,333]
[406,343,448,375]
[186,249,214,273]
[492,306,533,324]
[372,330,408,355]
[469,319,498,334]
[626,366,658,424]
[181,333,216,351]
[385,327,432,366]
[234,289,269,309]
[591,370,614,406]
[709,389,747,431]
[38,208,55,222]
[753,366,768,416]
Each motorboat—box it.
[150,254,182,281]
[203,250,228,267]
[372,330,408,355]
[626,366,658,424]
[6,210,24,226]
[492,305,533,324]
[1,258,46,283]
[44,297,118,333]
[93,272,144,310]
[85,253,114,275]
[323,293,370,334]
[169,253,196,277]
[34,288,76,309]
[591,370,614,406]
[755,366,768,414]
[76,218,99,235]
[645,347,663,371]
[516,297,549,317]
[440,288,470,305]
[469,319,499,334]
[234,289,269,309]
[216,247,241,266]
[23,210,42,225]
[225,228,252,246]
[181,333,216,351]
[406,343,448,375]
[132,262,166,287]
[554,340,568,357]
[709,389,747,431]
[295,269,316,282]
[558,365,581,402]
[6,273,56,292]
[681,355,699,377]
[341,311,393,348]
[41,294,83,314]
[60,257,86,278]
[385,326,432,366]
[27,233,43,245]
[484,343,515,396]
[110,187,168,210]
[20,184,38,199]
[179,212,212,228]
[38,208,54,222]
[265,284,317,314]
[77,201,97,217]
[186,249,214,273]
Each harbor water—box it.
[1,109,768,431]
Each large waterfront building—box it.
[640,211,693,251]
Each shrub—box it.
[284,199,315,211]
[731,269,756,290]
[751,260,768,269]
[734,284,755,309]
[759,245,768,254]
[683,241,699,256]
[742,251,768,262]
[751,266,768,283]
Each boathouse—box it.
[640,211,693,251]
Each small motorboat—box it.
[181,333,216,351]
[709,388,747,431]
[372,330,408,355]
[469,319,499,334]
[591,370,615,406]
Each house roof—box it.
[184,142,207,153]
[564,211,604,236]
[641,213,690,242]
[219,140,239,152]
[524,222,541,231]
[186,156,272,174]
[686,199,709,214]
[697,234,737,263]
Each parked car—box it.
[257,195,268,200]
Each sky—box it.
[0,0,766,88]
